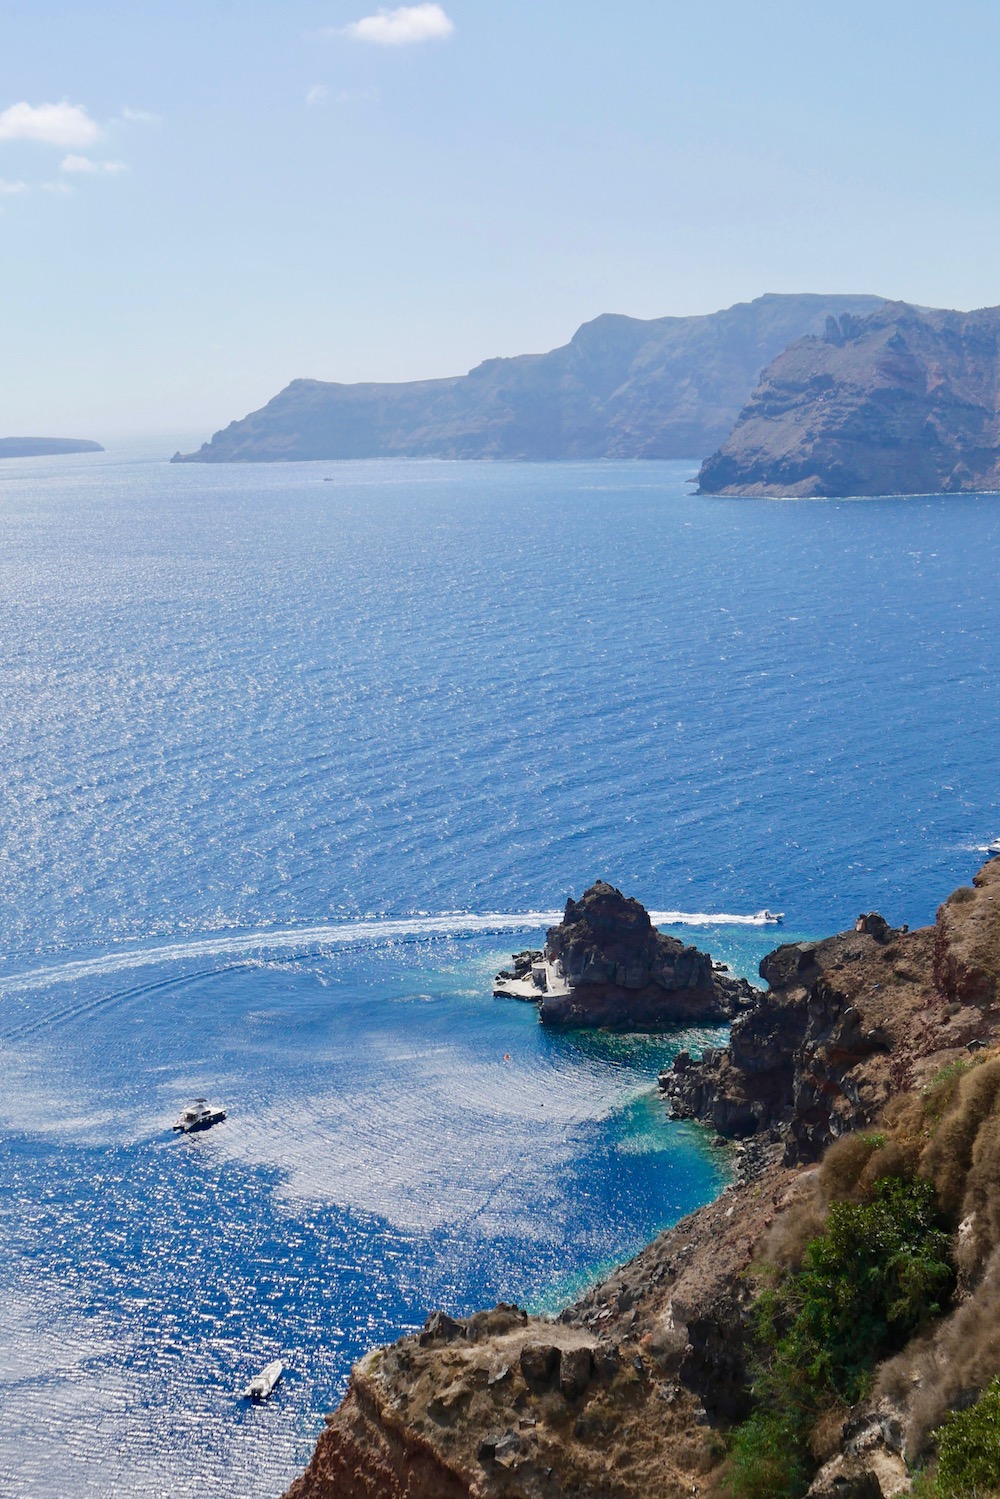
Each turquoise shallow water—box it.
[1,449,999,1496]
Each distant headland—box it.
[0,437,104,459]
[698,300,1000,498]
[170,293,884,464]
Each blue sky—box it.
[2,1,1000,436]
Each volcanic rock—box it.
[526,880,758,1029]
[699,300,1000,497]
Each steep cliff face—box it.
[662,885,1000,1165]
[282,860,1000,1499]
[171,294,883,463]
[698,301,1000,497]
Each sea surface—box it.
[1,449,999,1497]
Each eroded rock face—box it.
[539,880,758,1029]
[699,301,1000,498]
[934,858,1000,1006]
[661,876,1000,1164]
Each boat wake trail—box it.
[0,908,780,996]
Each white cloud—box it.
[60,154,126,174]
[0,101,100,148]
[305,85,329,106]
[0,178,28,194]
[342,3,454,45]
[119,106,159,124]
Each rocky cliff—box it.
[281,858,1000,1499]
[699,301,1000,497]
[496,880,758,1028]
[171,294,882,463]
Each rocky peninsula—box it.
[699,301,1000,497]
[170,294,882,464]
[0,436,103,459]
[494,880,757,1028]
[281,857,1000,1498]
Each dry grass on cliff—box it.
[871,1056,1000,1458]
[753,1054,1000,1466]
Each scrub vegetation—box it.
[725,1055,1000,1499]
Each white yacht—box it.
[987,839,1000,856]
[756,909,784,924]
[172,1098,226,1134]
[243,1359,284,1400]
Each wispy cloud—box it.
[119,106,160,124]
[60,154,126,175]
[306,85,329,106]
[0,177,28,194]
[0,101,100,149]
[341,3,454,45]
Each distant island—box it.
[0,437,104,459]
[699,300,1000,497]
[171,293,883,464]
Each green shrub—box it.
[727,1408,812,1499]
[934,1375,1000,1496]
[727,1176,954,1499]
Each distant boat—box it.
[756,910,784,924]
[172,1098,226,1133]
[988,839,1000,856]
[243,1359,284,1400]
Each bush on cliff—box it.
[910,1375,1000,1497]
[728,1175,954,1499]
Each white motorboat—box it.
[987,839,1000,856]
[172,1098,226,1133]
[243,1358,284,1400]
[755,909,784,924]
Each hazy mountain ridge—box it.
[699,300,1000,496]
[171,294,884,464]
[0,437,104,459]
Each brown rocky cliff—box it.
[660,895,997,1165]
[281,859,1000,1499]
[540,880,757,1028]
[698,300,1000,497]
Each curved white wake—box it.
[0,907,780,995]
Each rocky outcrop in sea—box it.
[699,300,1000,497]
[494,880,758,1028]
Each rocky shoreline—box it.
[281,859,1000,1499]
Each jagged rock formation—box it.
[171,294,883,463]
[699,301,1000,497]
[495,881,758,1028]
[0,437,103,459]
[281,858,1000,1499]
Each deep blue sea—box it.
[1,448,999,1497]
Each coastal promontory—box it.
[0,437,104,459]
[170,293,882,464]
[281,856,1000,1498]
[699,300,1000,497]
[495,880,757,1028]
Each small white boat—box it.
[755,909,784,924]
[987,839,1000,856]
[243,1359,284,1400]
[172,1098,226,1134]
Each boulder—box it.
[519,1342,560,1389]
